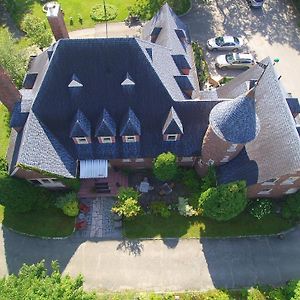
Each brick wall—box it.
[47,7,69,41]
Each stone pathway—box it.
[75,197,122,239]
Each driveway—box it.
[1,224,300,291]
[182,0,300,97]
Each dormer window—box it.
[100,136,113,144]
[166,134,178,142]
[125,135,137,143]
[75,137,89,144]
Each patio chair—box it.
[79,203,90,213]
[75,220,87,230]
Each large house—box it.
[1,3,300,198]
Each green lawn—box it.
[2,207,75,237]
[0,205,4,223]
[123,211,294,238]
[6,0,136,31]
[0,104,10,158]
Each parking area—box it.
[182,0,300,96]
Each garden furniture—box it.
[159,183,173,196]
[75,220,87,230]
[79,203,90,213]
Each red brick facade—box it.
[47,5,69,41]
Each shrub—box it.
[200,166,216,193]
[55,192,79,217]
[21,14,52,50]
[268,288,286,300]
[0,157,8,174]
[249,199,273,220]
[117,187,140,201]
[90,4,118,22]
[178,197,198,217]
[283,280,300,300]
[181,168,201,192]
[247,288,266,300]
[153,152,178,181]
[282,192,300,220]
[192,41,209,89]
[199,181,248,221]
[150,201,171,218]
[112,197,141,219]
[200,290,231,300]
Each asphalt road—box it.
[182,0,300,97]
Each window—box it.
[220,156,230,163]
[285,188,299,195]
[258,188,272,195]
[135,158,144,162]
[28,178,65,187]
[101,136,113,144]
[76,137,89,144]
[166,134,178,141]
[122,159,131,163]
[125,136,136,143]
[262,178,279,186]
[207,159,215,166]
[181,157,194,162]
[227,144,238,152]
[28,179,41,186]
[281,177,300,185]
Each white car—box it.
[207,36,244,51]
[249,0,264,8]
[215,53,255,70]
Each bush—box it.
[112,197,141,219]
[21,14,52,50]
[249,199,273,220]
[150,201,171,218]
[267,288,286,300]
[200,166,216,193]
[117,187,140,201]
[192,41,209,89]
[55,192,79,217]
[283,280,300,300]
[200,290,231,300]
[199,181,248,221]
[90,4,118,22]
[0,157,8,174]
[181,168,201,192]
[153,152,178,181]
[282,192,300,220]
[247,288,266,300]
[178,197,198,216]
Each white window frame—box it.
[125,136,136,143]
[281,177,300,185]
[262,178,279,186]
[135,158,144,162]
[101,136,113,144]
[181,157,194,162]
[122,159,131,163]
[227,144,238,153]
[28,178,65,188]
[166,134,178,142]
[76,137,89,144]
[207,159,215,166]
[285,188,299,195]
[258,188,272,195]
[220,156,230,163]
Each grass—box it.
[2,206,75,237]
[5,0,136,31]
[0,205,4,223]
[123,211,294,238]
[0,104,10,158]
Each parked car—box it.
[215,53,255,70]
[248,0,264,8]
[207,36,244,51]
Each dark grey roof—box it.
[10,101,29,128]
[120,108,141,136]
[23,73,38,89]
[209,89,260,144]
[162,106,183,134]
[70,110,91,137]
[287,98,300,114]
[95,109,116,136]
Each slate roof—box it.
[216,58,300,185]
[162,107,183,134]
[209,89,260,144]
[120,108,141,136]
[287,98,300,114]
[70,110,91,137]
[95,109,116,136]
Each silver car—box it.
[249,0,264,8]
[215,53,255,70]
[207,36,244,51]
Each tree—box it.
[21,14,53,50]
[0,28,28,88]
[153,152,178,181]
[0,261,96,300]
[55,192,79,217]
[199,181,248,221]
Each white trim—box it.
[76,137,89,144]
[227,144,238,152]
[166,134,178,141]
[28,178,65,188]
[181,157,194,162]
[285,188,299,195]
[262,178,279,186]
[207,159,215,166]
[125,136,136,143]
[11,167,19,176]
[280,177,300,185]
[220,156,230,163]
[135,158,144,162]
[122,159,131,163]
[101,136,113,143]
[258,188,272,195]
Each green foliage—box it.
[249,199,273,220]
[267,288,286,300]
[0,260,96,300]
[0,157,8,174]
[282,192,300,220]
[117,187,140,201]
[21,14,52,50]
[199,181,248,221]
[0,173,56,213]
[112,197,141,219]
[192,41,209,88]
[200,166,216,193]
[128,0,190,20]
[55,192,79,217]
[153,152,178,181]
[283,280,300,300]
[90,4,118,21]
[150,201,171,218]
[178,196,198,216]
[181,168,201,192]
[247,288,266,300]
[0,27,28,88]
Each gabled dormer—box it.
[151,27,162,43]
[68,74,83,97]
[174,76,194,99]
[162,107,183,141]
[121,72,135,95]
[70,109,91,144]
[95,109,116,144]
[120,108,141,143]
[172,55,191,75]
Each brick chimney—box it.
[47,3,69,41]
[0,66,21,112]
